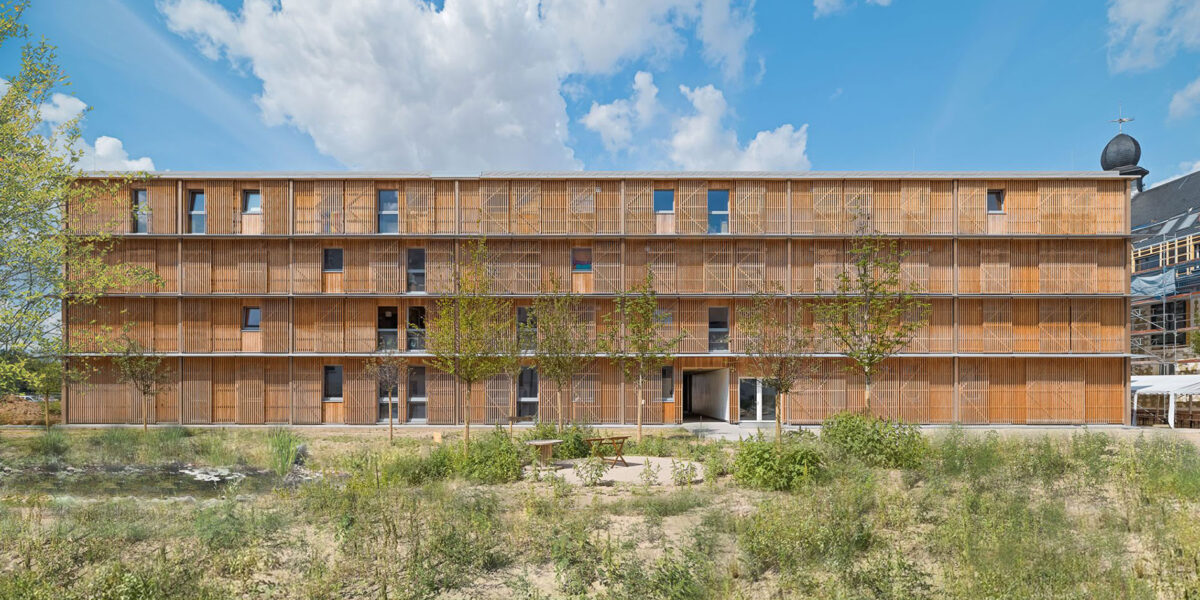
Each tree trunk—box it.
[556,386,564,431]
[143,394,148,433]
[636,375,645,444]
[863,375,872,415]
[775,390,783,447]
[463,382,472,453]
[388,389,394,442]
[509,374,518,438]
[43,393,50,430]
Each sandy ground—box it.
[527,455,704,486]
[0,396,57,426]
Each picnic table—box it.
[525,439,562,466]
[585,435,630,467]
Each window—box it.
[187,191,206,233]
[242,189,262,214]
[707,189,730,234]
[661,366,674,402]
[323,365,343,401]
[708,307,730,352]
[323,248,343,272]
[408,367,427,421]
[1135,254,1160,271]
[517,306,536,351]
[406,248,426,292]
[653,189,675,213]
[377,306,398,350]
[654,308,673,325]
[572,248,593,272]
[406,306,426,351]
[378,189,399,233]
[379,376,400,421]
[518,367,539,417]
[242,306,261,331]
[132,189,148,234]
[987,189,1005,213]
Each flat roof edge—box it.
[78,170,1132,180]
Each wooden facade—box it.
[65,173,1133,426]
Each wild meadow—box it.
[1,418,1199,599]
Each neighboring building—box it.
[65,172,1131,426]
[1131,168,1200,373]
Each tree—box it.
[812,221,929,415]
[529,279,598,430]
[112,336,171,432]
[741,290,818,443]
[604,272,684,443]
[0,2,157,396]
[364,349,407,442]
[427,239,512,451]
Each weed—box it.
[457,427,524,484]
[30,429,68,459]
[574,455,607,487]
[670,458,698,486]
[639,460,661,488]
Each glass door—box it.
[739,378,778,421]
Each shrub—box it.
[573,455,607,487]
[266,428,302,478]
[30,429,69,459]
[821,412,927,469]
[732,433,824,492]
[697,445,732,482]
[519,422,597,459]
[639,460,661,488]
[457,428,524,484]
[382,444,454,485]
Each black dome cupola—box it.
[1101,132,1141,171]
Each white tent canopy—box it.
[1131,375,1200,428]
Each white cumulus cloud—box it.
[670,84,809,170]
[1107,0,1200,72]
[580,71,660,152]
[814,0,893,18]
[159,0,758,171]
[1169,75,1200,119]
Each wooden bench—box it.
[585,435,630,467]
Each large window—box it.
[377,306,398,350]
[132,189,148,234]
[187,191,206,234]
[378,376,399,421]
[242,307,261,331]
[323,365,343,401]
[407,306,426,351]
[378,189,399,233]
[242,189,262,214]
[408,367,427,421]
[518,366,538,417]
[653,189,675,213]
[323,248,343,272]
[406,248,426,292]
[707,189,730,234]
[987,189,1005,213]
[572,247,593,272]
[708,307,730,352]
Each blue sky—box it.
[3,0,1198,188]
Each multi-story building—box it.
[65,171,1132,426]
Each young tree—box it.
[812,222,929,415]
[364,349,407,442]
[112,336,171,432]
[604,272,684,443]
[529,279,598,430]
[427,239,512,451]
[1,2,157,395]
[741,290,818,443]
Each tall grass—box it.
[266,428,302,478]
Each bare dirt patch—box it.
[0,395,57,425]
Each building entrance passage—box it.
[683,368,730,421]
[739,378,778,422]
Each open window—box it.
[653,189,675,213]
[323,365,343,402]
[242,306,261,332]
[377,306,398,350]
[242,189,262,214]
[708,307,730,352]
[987,189,1005,214]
